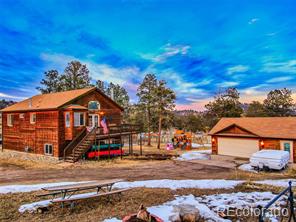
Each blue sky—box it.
[1,0,296,110]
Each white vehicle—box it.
[250,149,290,170]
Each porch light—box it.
[212,138,216,143]
[99,111,105,115]
[260,140,264,148]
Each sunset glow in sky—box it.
[1,0,296,110]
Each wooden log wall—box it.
[2,111,60,157]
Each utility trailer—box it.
[250,149,290,170]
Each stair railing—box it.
[71,127,97,161]
[258,181,295,221]
[63,128,86,160]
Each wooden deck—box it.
[63,124,142,162]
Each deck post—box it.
[128,134,130,155]
[120,126,123,160]
[108,134,111,160]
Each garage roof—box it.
[209,117,296,139]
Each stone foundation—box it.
[0,149,61,163]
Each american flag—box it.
[100,117,109,134]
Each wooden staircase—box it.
[64,127,96,163]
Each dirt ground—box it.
[0,159,234,185]
[1,156,294,186]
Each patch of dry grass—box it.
[0,155,170,171]
[0,188,175,222]
[1,183,293,222]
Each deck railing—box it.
[258,181,295,221]
[96,124,141,136]
[63,128,86,160]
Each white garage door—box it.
[218,137,259,158]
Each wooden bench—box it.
[36,191,62,198]
[51,188,132,208]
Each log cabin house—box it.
[209,117,296,163]
[0,87,137,161]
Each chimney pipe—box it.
[29,98,32,108]
[110,88,114,100]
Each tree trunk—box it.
[147,107,151,146]
[157,115,162,149]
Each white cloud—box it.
[0,92,26,100]
[227,65,249,75]
[140,43,191,63]
[88,63,140,85]
[195,78,213,86]
[248,18,259,25]
[159,70,208,96]
[266,76,293,83]
[261,60,296,73]
[216,81,239,87]
[40,53,141,85]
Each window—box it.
[44,144,53,155]
[65,112,70,127]
[88,101,100,110]
[74,112,85,126]
[7,114,13,126]
[30,113,36,124]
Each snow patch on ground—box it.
[255,179,296,187]
[149,195,228,222]
[105,191,286,222]
[0,181,93,194]
[104,195,229,222]
[191,143,212,148]
[238,163,258,173]
[103,219,121,222]
[19,199,52,213]
[177,150,211,161]
[197,191,286,212]
[114,179,243,190]
[2,178,295,195]
[19,192,97,213]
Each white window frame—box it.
[7,114,13,126]
[65,112,70,128]
[74,112,85,127]
[30,113,36,124]
[44,144,53,156]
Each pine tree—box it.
[205,87,243,127]
[263,88,295,116]
[0,99,16,109]
[155,80,176,149]
[245,101,267,117]
[61,61,91,90]
[96,80,106,93]
[106,82,130,109]
[137,74,158,146]
[36,70,62,93]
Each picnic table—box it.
[39,179,131,208]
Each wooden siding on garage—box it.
[220,125,254,135]
[261,139,280,150]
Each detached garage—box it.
[209,117,296,162]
